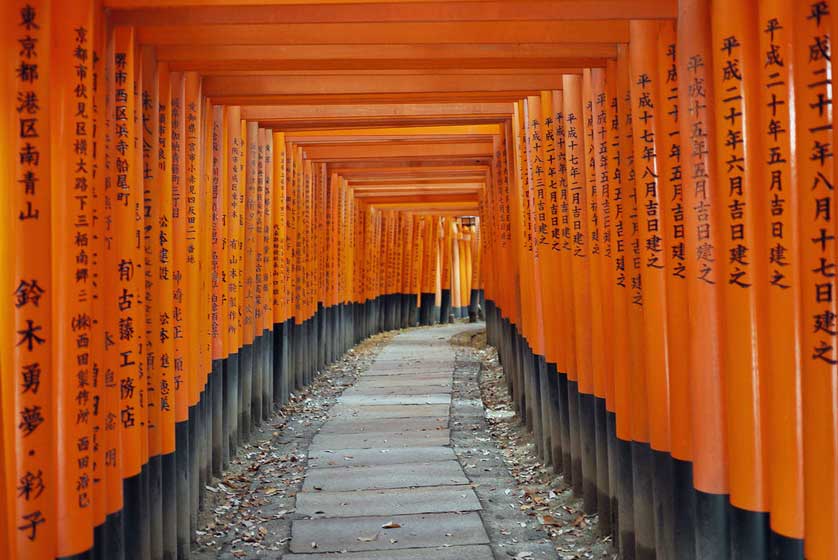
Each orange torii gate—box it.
[1,1,837,560]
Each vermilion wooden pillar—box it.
[613,43,638,560]
[110,26,150,560]
[601,59,622,549]
[552,89,579,495]
[154,59,178,560]
[539,90,569,476]
[53,1,96,557]
[4,2,56,559]
[796,2,838,559]
[677,1,730,557]
[589,69,613,536]
[183,70,203,540]
[628,21,673,559]
[753,1,803,556]
[563,74,591,505]
[141,42,164,560]
[710,1,770,556]
[169,67,191,560]
[655,18,697,559]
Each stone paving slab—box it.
[368,357,453,361]
[367,359,453,365]
[309,429,450,452]
[295,484,482,517]
[366,360,453,366]
[342,384,452,396]
[330,404,450,420]
[283,544,495,560]
[307,446,457,469]
[352,373,452,387]
[289,512,490,553]
[337,394,451,406]
[363,360,454,369]
[317,416,448,435]
[362,368,454,377]
[302,461,468,492]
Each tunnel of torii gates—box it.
[2,0,838,559]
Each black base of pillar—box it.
[174,420,190,558]
[408,298,418,326]
[769,530,804,560]
[123,465,150,560]
[579,391,598,514]
[468,288,480,322]
[440,289,452,323]
[94,510,124,560]
[651,449,676,558]
[161,450,177,560]
[672,457,696,559]
[631,442,655,560]
[594,395,611,535]
[188,403,199,533]
[149,454,163,560]
[419,292,435,325]
[567,379,582,495]
[211,360,224,478]
[251,335,263,429]
[617,437,636,559]
[401,294,411,328]
[694,489,730,560]
[240,344,253,442]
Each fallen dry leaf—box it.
[381,521,401,529]
[538,514,562,527]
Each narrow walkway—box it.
[286,325,493,559]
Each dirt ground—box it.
[450,327,616,560]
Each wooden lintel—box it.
[202,74,569,97]
[304,141,494,160]
[111,1,676,25]
[136,20,630,46]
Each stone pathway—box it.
[193,325,572,559]
[285,325,495,559]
